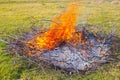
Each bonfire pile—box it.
[4,2,115,72]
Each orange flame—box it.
[27,2,80,55]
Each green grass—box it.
[0,0,120,80]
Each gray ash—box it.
[41,34,111,72]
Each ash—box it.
[41,35,111,72]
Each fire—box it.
[27,2,80,55]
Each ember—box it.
[5,1,114,72]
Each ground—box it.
[0,0,120,80]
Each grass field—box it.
[0,0,120,80]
